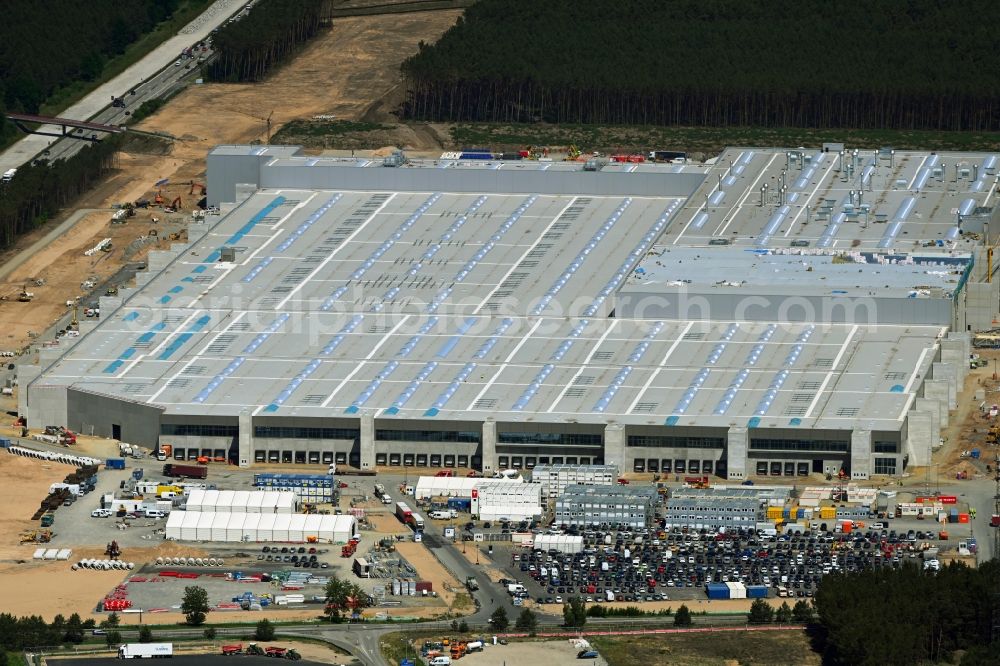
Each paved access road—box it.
[0,0,245,173]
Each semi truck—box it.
[118,643,173,659]
[162,464,207,479]
[395,501,413,523]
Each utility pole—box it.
[992,454,1000,644]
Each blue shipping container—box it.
[0,438,11,448]
[705,583,730,600]
[448,497,472,510]
[746,585,769,599]
[105,458,126,470]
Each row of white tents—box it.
[533,534,585,554]
[413,475,523,500]
[165,511,357,543]
[185,489,297,513]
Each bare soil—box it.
[0,10,462,356]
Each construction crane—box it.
[232,107,275,144]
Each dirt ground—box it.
[394,540,464,607]
[138,11,462,160]
[47,639,352,662]
[0,10,461,359]
[457,640,609,666]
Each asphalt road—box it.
[0,0,245,173]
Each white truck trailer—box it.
[118,643,173,659]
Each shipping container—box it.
[959,513,970,523]
[746,585,769,599]
[106,458,126,470]
[705,583,730,600]
[163,464,207,479]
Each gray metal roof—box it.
[662,148,998,251]
[35,154,948,432]
[627,246,972,299]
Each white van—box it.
[144,509,166,518]
[429,657,452,666]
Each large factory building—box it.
[22,145,999,479]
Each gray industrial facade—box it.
[21,146,998,480]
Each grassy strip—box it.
[37,0,214,119]
[449,122,1000,156]
[590,629,819,666]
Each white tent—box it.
[414,476,524,500]
[329,515,358,542]
[271,514,291,541]
[211,513,230,541]
[214,490,235,511]
[165,511,184,540]
[288,514,308,542]
[240,513,261,540]
[257,513,277,540]
[180,511,201,540]
[275,491,296,514]
[162,511,358,543]
[196,512,216,540]
[225,513,246,541]
[247,492,266,513]
[534,533,584,554]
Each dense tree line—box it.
[814,560,1000,665]
[0,1,185,115]
[0,612,96,650]
[206,0,323,82]
[401,0,1000,131]
[0,137,122,249]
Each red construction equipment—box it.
[264,647,287,658]
[222,645,243,656]
[167,196,182,211]
[341,541,358,558]
[189,181,206,195]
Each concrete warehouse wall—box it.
[206,147,707,207]
[615,289,955,325]
[66,388,162,444]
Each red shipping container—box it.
[415,581,433,592]
[939,496,958,504]
[958,513,970,523]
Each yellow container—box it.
[767,506,783,520]
[819,507,836,519]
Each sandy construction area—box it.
[0,10,461,357]
[138,11,462,162]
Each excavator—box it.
[165,196,182,213]
[564,144,581,161]
[189,181,206,196]
[154,190,164,205]
[18,285,34,302]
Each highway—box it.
[0,0,247,173]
